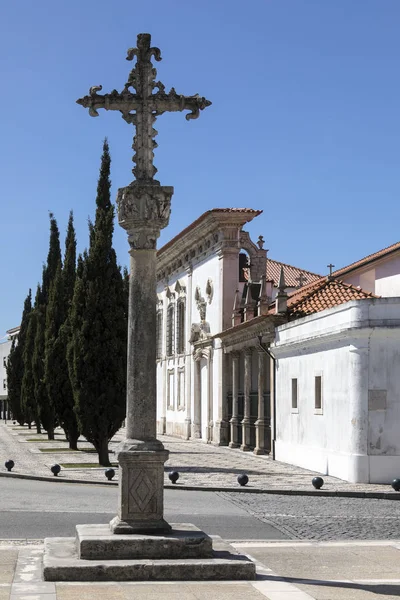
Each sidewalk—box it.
[0,422,399,497]
[2,540,400,599]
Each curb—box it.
[1,471,400,499]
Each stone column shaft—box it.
[110,182,173,535]
[229,353,240,448]
[126,248,157,441]
[254,350,267,455]
[241,348,252,451]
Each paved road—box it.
[0,478,287,541]
[222,492,400,541]
[2,479,400,542]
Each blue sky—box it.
[1,0,400,335]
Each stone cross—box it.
[77,33,211,185]
[327,263,335,277]
[77,33,211,535]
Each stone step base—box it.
[77,523,213,560]
[43,537,256,582]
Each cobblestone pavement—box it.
[220,492,400,540]
[0,422,398,495]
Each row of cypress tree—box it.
[6,140,128,466]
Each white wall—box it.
[273,298,400,483]
[156,252,223,439]
[0,339,12,401]
[341,252,400,297]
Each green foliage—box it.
[6,290,32,425]
[68,139,127,466]
[36,215,62,439]
[63,211,76,311]
[21,286,41,429]
[46,213,79,450]
[42,212,62,304]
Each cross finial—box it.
[77,33,211,185]
[296,272,306,288]
[327,263,335,277]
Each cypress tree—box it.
[35,214,62,440]
[21,285,42,432]
[68,139,127,466]
[6,290,32,425]
[46,212,79,449]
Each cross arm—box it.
[76,86,140,117]
[150,89,211,120]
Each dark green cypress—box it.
[68,139,127,466]
[6,290,32,425]
[21,285,42,432]
[35,214,62,440]
[46,212,79,449]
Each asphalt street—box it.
[0,478,287,541]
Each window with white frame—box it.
[315,375,322,412]
[291,378,298,410]
[156,310,163,359]
[166,304,175,357]
[176,298,186,355]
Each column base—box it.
[253,447,267,455]
[229,417,240,448]
[213,419,229,446]
[158,417,166,435]
[241,420,251,451]
[184,418,191,440]
[191,423,201,439]
[109,516,172,535]
[240,445,251,452]
[254,418,270,455]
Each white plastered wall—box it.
[273,298,400,483]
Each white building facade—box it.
[155,208,268,446]
[156,208,400,484]
[0,327,19,418]
[273,298,400,484]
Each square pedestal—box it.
[43,523,256,582]
[77,523,213,559]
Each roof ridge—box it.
[333,240,400,276]
[267,257,321,277]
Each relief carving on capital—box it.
[117,183,173,249]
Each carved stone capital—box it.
[117,183,173,250]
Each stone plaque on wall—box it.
[368,389,387,411]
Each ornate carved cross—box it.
[77,33,211,185]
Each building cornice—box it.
[156,209,262,282]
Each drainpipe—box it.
[257,335,276,460]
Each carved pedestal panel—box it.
[110,446,171,534]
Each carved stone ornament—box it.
[117,183,173,249]
[189,322,211,344]
[205,278,213,304]
[175,280,186,295]
[77,33,211,185]
[194,286,207,321]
